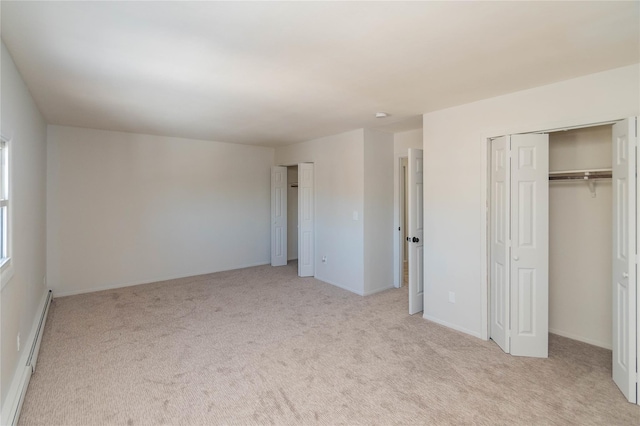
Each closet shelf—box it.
[549,169,612,198]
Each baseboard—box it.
[549,328,612,350]
[422,314,482,339]
[1,289,51,426]
[362,284,394,296]
[53,261,270,297]
[313,275,363,296]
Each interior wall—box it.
[47,125,274,296]
[275,130,365,294]
[287,166,298,260]
[393,128,423,287]
[0,42,48,412]
[549,125,612,349]
[422,64,639,337]
[363,129,394,295]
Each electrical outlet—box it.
[448,292,456,304]
[322,255,327,263]
[17,333,20,352]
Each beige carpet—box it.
[19,262,640,425]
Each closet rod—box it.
[549,170,611,181]
[549,173,611,181]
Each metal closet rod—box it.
[549,168,612,181]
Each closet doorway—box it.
[485,118,638,403]
[270,163,314,277]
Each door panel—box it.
[612,118,637,403]
[510,134,548,358]
[271,166,287,266]
[298,163,314,277]
[408,148,424,314]
[490,136,510,353]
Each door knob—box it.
[513,255,519,261]
[622,272,629,278]
[406,237,410,242]
[412,237,420,243]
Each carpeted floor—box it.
[19,262,640,425]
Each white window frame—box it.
[0,134,13,288]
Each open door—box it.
[490,136,510,353]
[612,118,637,403]
[298,163,314,277]
[408,148,424,315]
[271,166,287,266]
[509,134,549,358]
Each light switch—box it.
[352,211,359,221]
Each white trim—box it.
[549,329,612,350]
[53,261,270,297]
[0,289,50,426]
[423,313,482,339]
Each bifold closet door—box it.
[490,136,510,353]
[612,118,637,403]
[490,134,549,358]
[271,166,287,266]
[297,163,314,277]
[509,134,549,358]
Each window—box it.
[0,137,9,266]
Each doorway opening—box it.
[287,165,298,265]
[398,157,408,287]
[271,163,314,278]
[394,149,424,314]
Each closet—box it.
[488,118,637,403]
[548,125,613,349]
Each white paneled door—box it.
[490,134,549,358]
[490,136,510,353]
[612,118,637,403]
[271,166,287,266]
[509,134,549,358]
[408,148,424,315]
[298,163,314,277]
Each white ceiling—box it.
[1,1,638,147]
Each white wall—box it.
[275,130,365,294]
[287,166,298,260]
[393,128,423,287]
[47,126,274,296]
[363,129,394,295]
[422,64,640,338]
[549,125,612,348]
[0,42,48,415]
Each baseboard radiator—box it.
[3,289,52,426]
